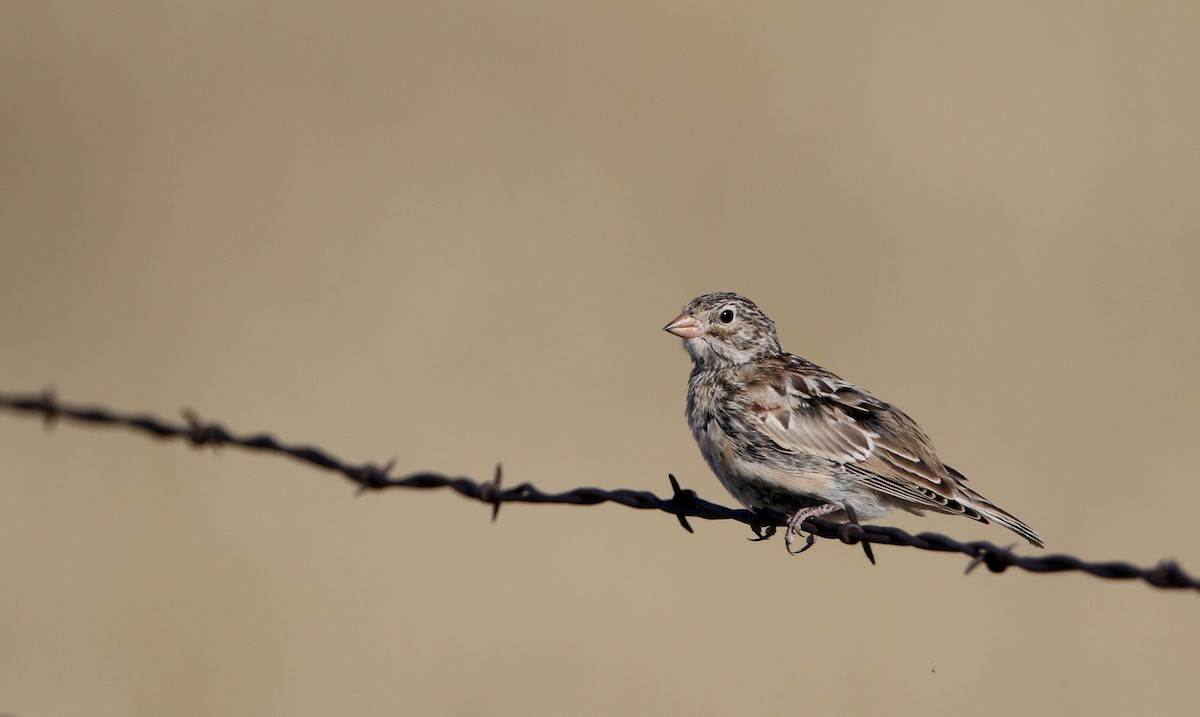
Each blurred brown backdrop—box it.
[3,2,1199,716]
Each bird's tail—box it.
[951,473,1044,548]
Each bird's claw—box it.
[785,527,817,555]
[748,523,777,542]
[782,503,838,555]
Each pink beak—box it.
[663,312,703,339]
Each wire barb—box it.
[841,505,876,565]
[667,474,696,533]
[484,464,503,522]
[182,408,225,450]
[37,387,59,429]
[2,390,1198,593]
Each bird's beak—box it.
[663,312,703,339]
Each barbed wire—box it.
[2,389,1197,592]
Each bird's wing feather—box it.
[739,358,959,507]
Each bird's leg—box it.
[784,503,839,554]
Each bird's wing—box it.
[739,359,961,508]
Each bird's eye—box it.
[718,308,735,324]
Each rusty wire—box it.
[2,389,1197,592]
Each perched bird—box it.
[664,292,1043,549]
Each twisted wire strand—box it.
[2,389,1196,592]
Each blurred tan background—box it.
[3,2,1199,715]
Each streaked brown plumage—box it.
[664,292,1043,548]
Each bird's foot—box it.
[748,523,777,542]
[784,503,839,555]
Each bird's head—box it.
[664,292,782,368]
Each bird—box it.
[663,291,1043,549]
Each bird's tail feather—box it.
[954,480,1044,548]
